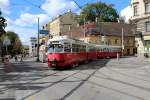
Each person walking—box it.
[20,55,23,63]
[15,55,18,62]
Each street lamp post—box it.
[83,18,86,42]
[37,17,40,62]
[122,27,124,56]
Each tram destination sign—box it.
[40,30,49,34]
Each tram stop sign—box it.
[3,36,11,46]
[40,30,49,34]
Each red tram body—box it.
[47,36,121,69]
[96,45,122,58]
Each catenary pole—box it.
[37,17,40,62]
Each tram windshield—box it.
[48,43,63,53]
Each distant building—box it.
[29,37,37,57]
[43,11,79,38]
[23,45,29,56]
[131,0,150,54]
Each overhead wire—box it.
[23,0,41,8]
[72,0,83,9]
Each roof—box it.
[48,11,78,24]
[85,22,135,37]
[47,35,86,45]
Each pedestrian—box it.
[15,55,18,62]
[3,56,15,72]
[20,55,23,62]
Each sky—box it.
[0,0,131,45]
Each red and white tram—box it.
[47,36,97,69]
[47,36,122,69]
[96,45,122,58]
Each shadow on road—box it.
[0,58,110,100]
[66,59,110,71]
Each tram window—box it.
[76,44,80,52]
[100,48,102,52]
[80,45,86,52]
[64,43,71,52]
[49,44,54,48]
[72,44,78,52]
[103,48,106,52]
[54,44,63,52]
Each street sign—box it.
[3,36,11,46]
[40,30,49,34]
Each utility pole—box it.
[84,18,86,42]
[37,17,40,62]
[69,25,72,38]
[72,0,86,42]
[122,27,124,56]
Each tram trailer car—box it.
[96,45,122,58]
[47,36,97,69]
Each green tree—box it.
[0,10,7,57]
[0,31,23,56]
[0,10,7,36]
[79,2,119,24]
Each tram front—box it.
[47,41,65,68]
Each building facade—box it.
[43,11,79,38]
[131,0,150,54]
[84,22,136,56]
[23,45,29,56]
[29,37,37,57]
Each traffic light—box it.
[35,44,37,47]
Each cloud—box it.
[4,0,80,45]
[5,17,37,45]
[41,0,78,17]
[0,0,10,14]
[14,13,50,27]
[120,6,132,23]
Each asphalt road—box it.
[0,56,150,100]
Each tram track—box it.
[60,67,148,100]
[0,68,60,94]
[60,70,145,100]
[21,69,83,100]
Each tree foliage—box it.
[79,2,119,24]
[0,10,7,36]
[0,10,7,57]
[0,31,23,56]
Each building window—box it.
[133,5,139,16]
[145,2,150,14]
[145,40,150,46]
[146,22,150,32]
[127,40,130,44]
[108,39,111,45]
[115,39,118,44]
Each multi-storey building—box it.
[29,37,37,57]
[43,11,79,38]
[83,22,136,56]
[131,0,150,54]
